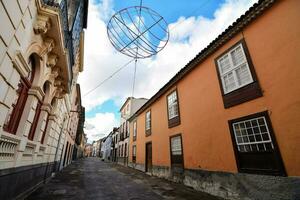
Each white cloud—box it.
[79,0,257,142]
[85,112,119,143]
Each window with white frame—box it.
[167,91,179,119]
[133,121,137,138]
[127,121,130,136]
[145,111,151,131]
[132,145,136,162]
[232,116,274,152]
[132,145,136,156]
[217,43,253,94]
[171,136,182,155]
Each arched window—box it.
[3,55,35,134]
[28,79,48,141]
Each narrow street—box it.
[26,158,223,200]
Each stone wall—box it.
[128,162,145,172]
[128,163,300,200]
[0,162,55,200]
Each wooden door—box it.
[145,142,152,172]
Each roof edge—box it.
[132,0,276,118]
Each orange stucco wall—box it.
[129,0,300,176]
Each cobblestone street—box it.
[26,158,223,200]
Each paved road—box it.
[26,157,223,200]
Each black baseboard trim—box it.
[0,162,57,200]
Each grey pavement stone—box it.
[26,157,223,200]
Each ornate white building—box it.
[0,0,88,199]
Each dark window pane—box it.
[251,144,258,152]
[239,145,245,152]
[240,123,245,129]
[237,137,243,143]
[243,137,249,142]
[253,127,260,134]
[260,125,267,133]
[245,145,251,152]
[235,130,241,136]
[258,143,264,151]
[234,124,239,130]
[258,118,265,125]
[247,128,253,135]
[249,136,255,142]
[251,120,258,127]
[255,135,262,141]
[241,129,247,136]
[245,121,251,128]
[262,133,269,141]
[265,143,273,151]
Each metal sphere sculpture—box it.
[107,6,169,59]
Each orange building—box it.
[128,0,300,199]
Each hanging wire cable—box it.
[84,0,214,97]
[132,59,138,97]
[131,0,143,97]
[84,58,135,97]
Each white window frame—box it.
[127,121,130,134]
[132,145,136,156]
[145,111,151,130]
[167,91,179,119]
[133,121,137,137]
[217,43,253,94]
[232,116,274,152]
[171,136,182,155]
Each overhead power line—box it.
[84,0,214,96]
[83,58,135,97]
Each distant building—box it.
[111,127,119,162]
[118,97,148,166]
[92,139,101,157]
[101,133,112,161]
[128,1,300,200]
[84,144,92,157]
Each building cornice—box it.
[35,0,71,97]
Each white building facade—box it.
[0,0,88,199]
[118,97,147,166]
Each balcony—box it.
[35,0,77,97]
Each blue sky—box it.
[113,0,226,22]
[85,0,226,124]
[80,0,257,142]
[86,99,120,118]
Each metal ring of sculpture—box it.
[107,6,169,59]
